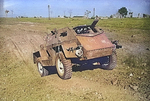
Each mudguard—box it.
[61,42,78,58]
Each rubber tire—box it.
[101,51,117,70]
[56,52,72,79]
[37,62,49,77]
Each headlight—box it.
[76,49,83,57]
[66,45,83,57]
[75,45,83,57]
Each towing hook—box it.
[111,40,122,49]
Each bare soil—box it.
[0,19,150,101]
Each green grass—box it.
[1,17,150,31]
[17,18,150,36]
[97,18,150,30]
[17,18,93,28]
[17,18,150,30]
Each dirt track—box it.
[0,19,150,101]
[7,33,44,62]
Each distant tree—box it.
[138,13,140,18]
[5,10,9,17]
[96,15,99,19]
[118,7,128,18]
[143,14,146,18]
[129,12,133,18]
[143,14,150,18]
[64,16,68,18]
[85,10,91,18]
[91,16,95,19]
[110,15,113,18]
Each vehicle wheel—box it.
[56,52,72,79]
[101,51,117,70]
[37,62,49,77]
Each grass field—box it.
[0,17,150,101]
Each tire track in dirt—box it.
[8,33,45,62]
[5,32,46,77]
[10,39,26,62]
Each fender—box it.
[33,49,52,66]
[33,51,40,64]
[61,42,78,58]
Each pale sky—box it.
[0,0,150,17]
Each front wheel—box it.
[56,52,72,79]
[101,51,117,70]
[37,62,49,77]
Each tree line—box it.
[4,7,150,18]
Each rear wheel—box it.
[101,51,117,70]
[37,62,49,77]
[56,52,72,79]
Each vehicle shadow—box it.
[44,66,57,75]
[44,56,109,75]
[71,57,108,72]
